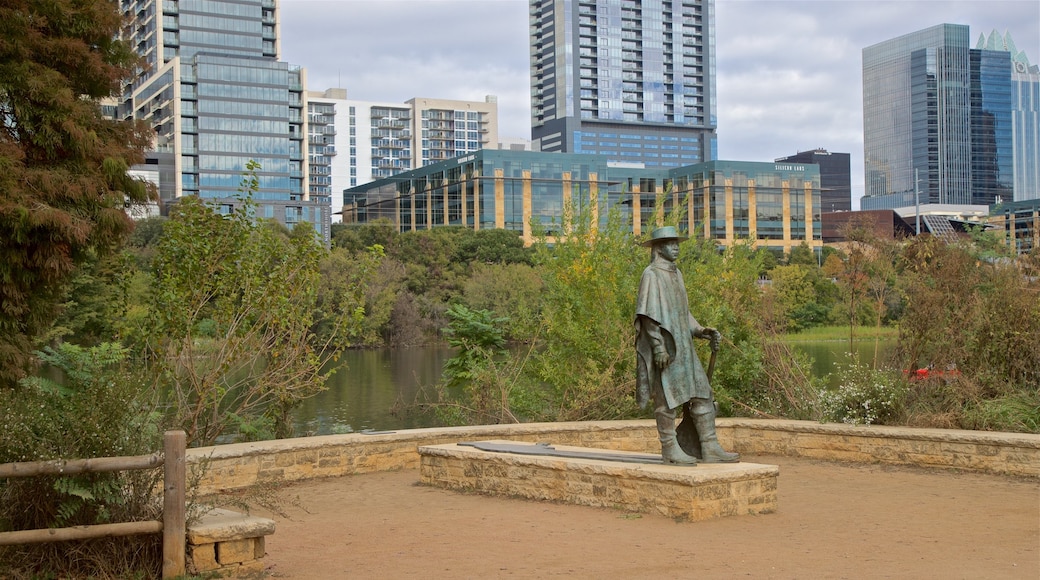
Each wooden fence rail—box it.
[0,430,186,579]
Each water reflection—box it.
[793,339,898,387]
[291,347,454,435]
[293,340,897,435]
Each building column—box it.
[461,173,469,229]
[473,172,481,230]
[589,172,599,235]
[1006,209,1015,251]
[494,168,505,229]
[403,193,411,233]
[441,177,449,227]
[521,170,532,244]
[782,180,791,246]
[1033,209,1039,253]
[655,185,665,227]
[724,179,734,244]
[426,181,434,230]
[804,182,815,250]
[562,172,572,235]
[685,185,694,237]
[632,183,642,236]
[702,184,711,240]
[747,179,757,241]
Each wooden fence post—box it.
[162,430,186,579]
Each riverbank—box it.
[782,324,900,342]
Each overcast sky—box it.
[280,0,1040,210]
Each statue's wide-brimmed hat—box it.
[640,226,688,247]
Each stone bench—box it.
[419,440,778,521]
[187,508,275,577]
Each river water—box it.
[290,339,897,436]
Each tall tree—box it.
[0,0,153,386]
[149,189,352,445]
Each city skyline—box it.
[280,0,1039,210]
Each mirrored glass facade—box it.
[530,0,717,168]
[977,30,1040,201]
[1011,70,1040,201]
[862,24,1014,210]
[342,151,820,255]
[119,0,330,243]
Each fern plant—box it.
[0,342,165,577]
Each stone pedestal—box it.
[419,440,778,521]
[187,508,275,577]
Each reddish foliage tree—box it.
[0,0,154,386]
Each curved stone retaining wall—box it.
[187,419,1039,494]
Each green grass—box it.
[782,325,899,342]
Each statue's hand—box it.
[653,350,671,369]
[701,327,722,351]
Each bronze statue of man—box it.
[635,226,740,465]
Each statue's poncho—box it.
[634,257,711,410]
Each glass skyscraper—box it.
[977,31,1040,202]
[529,0,717,168]
[861,24,1014,210]
[1010,63,1040,202]
[118,0,330,242]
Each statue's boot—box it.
[655,405,697,465]
[693,410,740,463]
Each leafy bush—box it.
[429,304,518,425]
[149,181,345,445]
[520,203,646,421]
[895,236,1040,432]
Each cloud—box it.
[279,0,1039,209]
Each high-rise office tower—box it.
[861,24,1014,210]
[118,0,330,241]
[977,30,1040,201]
[775,149,852,213]
[529,0,717,168]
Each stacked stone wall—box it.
[187,419,1039,494]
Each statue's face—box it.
[656,240,680,262]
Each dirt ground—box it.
[254,455,1039,579]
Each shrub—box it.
[428,304,519,425]
[820,360,906,425]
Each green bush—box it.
[0,343,165,578]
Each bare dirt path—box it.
[254,455,1039,579]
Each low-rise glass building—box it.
[342,150,821,254]
[996,198,1040,255]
